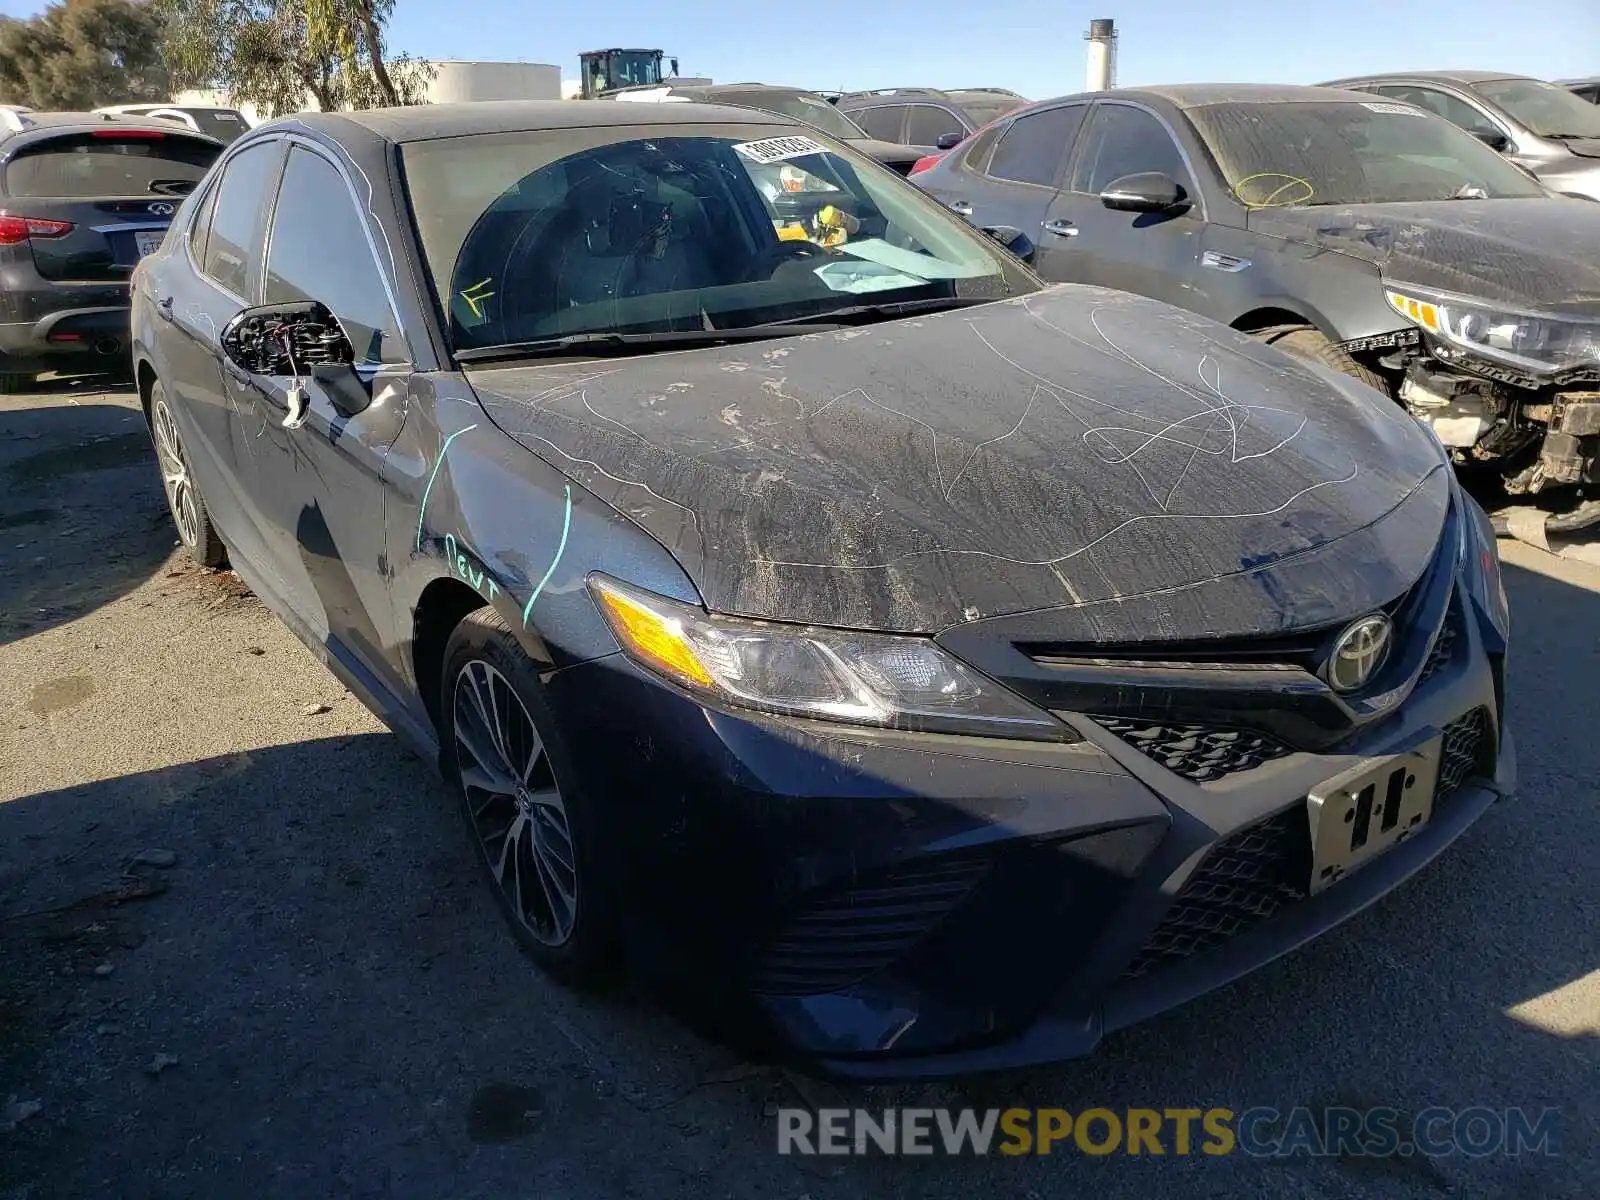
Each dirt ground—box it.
[1,377,1596,1199]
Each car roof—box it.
[1319,70,1533,87]
[277,99,791,144]
[1557,76,1600,87]
[1019,82,1384,110]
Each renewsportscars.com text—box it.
[776,1106,1562,1158]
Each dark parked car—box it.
[1318,71,1600,201]
[837,87,1028,153]
[0,109,222,390]
[132,99,1514,1078]
[912,83,1600,527]
[607,82,926,174]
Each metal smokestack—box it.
[1085,18,1117,91]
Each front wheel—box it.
[440,608,619,986]
[149,381,226,567]
[1257,327,1391,396]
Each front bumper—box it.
[546,584,1513,1079]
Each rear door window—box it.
[988,106,1087,186]
[263,146,404,365]
[2,132,220,199]
[852,106,905,142]
[200,140,283,298]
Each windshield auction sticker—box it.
[1360,102,1425,115]
[732,135,829,164]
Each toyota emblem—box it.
[1324,614,1393,693]
[148,201,175,216]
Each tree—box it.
[0,0,171,110]
[160,0,432,118]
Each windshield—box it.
[398,123,1035,355]
[188,110,248,143]
[711,91,866,140]
[1474,77,1600,139]
[1188,101,1546,207]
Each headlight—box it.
[589,575,1072,741]
[1385,284,1600,376]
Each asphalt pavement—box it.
[1,376,1595,1199]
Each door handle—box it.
[155,296,174,323]
[1042,219,1079,238]
[947,200,973,216]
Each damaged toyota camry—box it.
[130,101,1515,1078]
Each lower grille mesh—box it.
[1092,716,1294,784]
[751,853,993,996]
[1121,707,1494,981]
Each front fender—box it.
[387,375,703,682]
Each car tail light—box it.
[908,153,946,175]
[0,215,74,243]
[92,129,165,138]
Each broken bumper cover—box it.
[546,586,1512,1079]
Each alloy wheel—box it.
[452,658,579,946]
[151,396,199,547]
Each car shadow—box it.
[0,390,177,647]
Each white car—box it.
[93,104,251,144]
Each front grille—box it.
[1091,716,1295,784]
[751,853,993,996]
[1122,808,1309,980]
[1121,706,1496,981]
[1418,606,1460,684]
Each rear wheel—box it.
[1258,327,1391,396]
[440,608,619,986]
[149,380,226,567]
[0,370,34,393]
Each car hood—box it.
[1246,198,1600,307]
[468,285,1450,636]
[844,136,925,168]
[1554,137,1600,159]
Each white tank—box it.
[426,61,562,104]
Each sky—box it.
[3,0,1597,98]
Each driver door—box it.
[1042,101,1207,310]
[232,141,413,690]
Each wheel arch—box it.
[411,575,559,730]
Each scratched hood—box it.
[1247,198,1600,308]
[468,284,1450,635]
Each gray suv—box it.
[836,88,1027,153]
[0,110,222,389]
[1320,71,1600,200]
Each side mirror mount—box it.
[1470,128,1511,153]
[220,300,364,410]
[935,131,965,150]
[1099,171,1191,213]
[312,362,373,418]
[981,224,1034,262]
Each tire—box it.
[0,370,34,393]
[439,607,620,987]
[148,379,226,567]
[1260,327,1391,396]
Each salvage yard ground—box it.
[1,377,1596,1199]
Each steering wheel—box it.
[742,238,824,281]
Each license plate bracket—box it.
[134,229,165,258]
[1306,737,1443,894]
